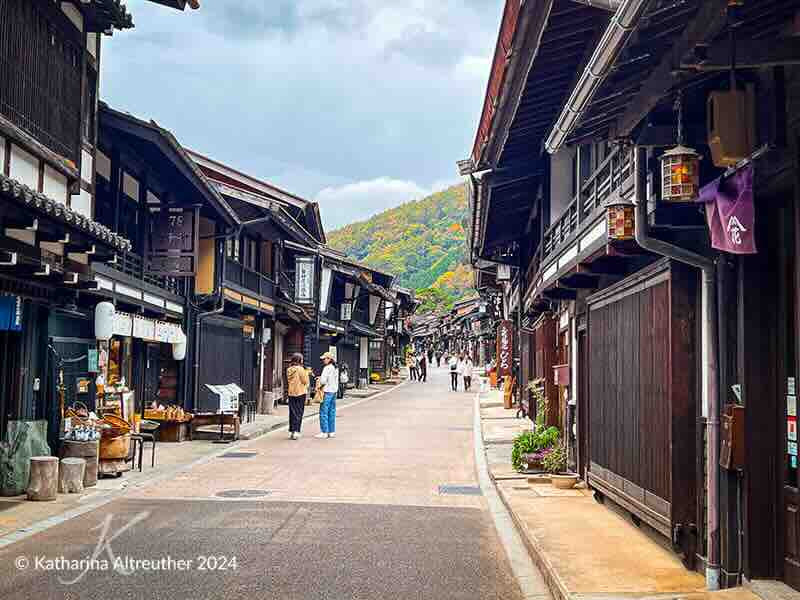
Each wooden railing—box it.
[540,145,632,265]
[106,252,185,296]
[279,271,296,302]
[225,258,276,300]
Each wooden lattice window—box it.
[0,0,83,162]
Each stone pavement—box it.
[476,384,800,600]
[0,383,390,546]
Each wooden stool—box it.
[27,456,58,501]
[59,458,86,493]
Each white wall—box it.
[550,146,577,224]
[81,149,93,184]
[72,189,92,218]
[9,145,39,190]
[60,3,83,32]
[123,172,139,200]
[43,165,68,204]
[96,150,111,180]
[0,135,5,171]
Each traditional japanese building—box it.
[464,0,800,591]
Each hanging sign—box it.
[295,256,315,304]
[148,206,199,276]
[319,267,333,313]
[789,417,797,442]
[497,320,513,378]
[340,301,353,322]
[112,311,133,337]
[133,315,156,340]
[87,348,99,373]
[155,321,183,344]
[496,264,511,281]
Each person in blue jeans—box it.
[315,352,339,439]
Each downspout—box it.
[193,233,229,407]
[632,147,720,589]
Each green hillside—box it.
[327,184,476,313]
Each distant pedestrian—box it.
[286,353,310,440]
[419,353,427,383]
[462,355,474,392]
[448,354,458,391]
[407,352,417,381]
[316,352,339,439]
[338,363,349,399]
[436,353,441,368]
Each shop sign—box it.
[497,320,513,378]
[0,295,22,332]
[148,206,199,276]
[497,264,511,281]
[295,256,315,304]
[87,349,99,373]
[789,416,797,443]
[155,321,183,344]
[340,301,353,321]
[133,315,156,340]
[112,311,133,337]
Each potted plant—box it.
[542,444,578,489]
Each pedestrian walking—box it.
[338,363,349,399]
[462,355,474,392]
[457,353,466,390]
[436,353,441,368]
[448,354,458,391]
[419,353,427,383]
[407,352,417,381]
[316,352,339,439]
[286,353,310,440]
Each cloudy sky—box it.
[101,1,502,230]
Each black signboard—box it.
[148,206,199,277]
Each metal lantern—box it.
[606,202,635,241]
[661,144,701,202]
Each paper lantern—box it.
[607,203,635,241]
[661,145,701,202]
[172,330,187,361]
[94,302,115,341]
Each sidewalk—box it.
[476,385,790,600]
[0,382,396,546]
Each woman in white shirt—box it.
[462,355,474,392]
[448,354,459,391]
[316,352,339,439]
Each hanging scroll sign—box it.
[148,206,199,276]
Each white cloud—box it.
[315,177,433,230]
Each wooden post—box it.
[27,456,59,501]
[58,458,86,494]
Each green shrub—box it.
[511,426,561,471]
[542,444,568,474]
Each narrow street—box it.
[0,369,526,600]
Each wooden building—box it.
[464,0,800,591]
[0,0,193,448]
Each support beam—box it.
[614,0,729,136]
[568,0,619,11]
[681,37,800,72]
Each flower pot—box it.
[550,473,579,489]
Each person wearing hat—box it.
[316,351,339,438]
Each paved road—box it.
[0,369,523,599]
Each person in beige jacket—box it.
[286,353,310,440]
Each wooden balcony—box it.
[98,252,186,297]
[224,258,276,302]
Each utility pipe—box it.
[545,0,651,153]
[632,147,720,589]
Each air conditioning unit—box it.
[707,85,755,168]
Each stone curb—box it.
[477,387,571,600]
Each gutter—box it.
[545,0,651,153]
[632,147,720,590]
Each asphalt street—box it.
[0,369,524,600]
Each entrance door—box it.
[143,343,161,410]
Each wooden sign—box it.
[497,320,513,378]
[149,207,199,277]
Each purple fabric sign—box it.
[696,164,756,254]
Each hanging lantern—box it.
[606,201,635,241]
[661,89,702,203]
[94,301,115,341]
[661,145,701,202]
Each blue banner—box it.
[0,295,23,331]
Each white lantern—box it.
[94,301,115,341]
[172,330,187,361]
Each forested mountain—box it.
[327,184,476,313]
